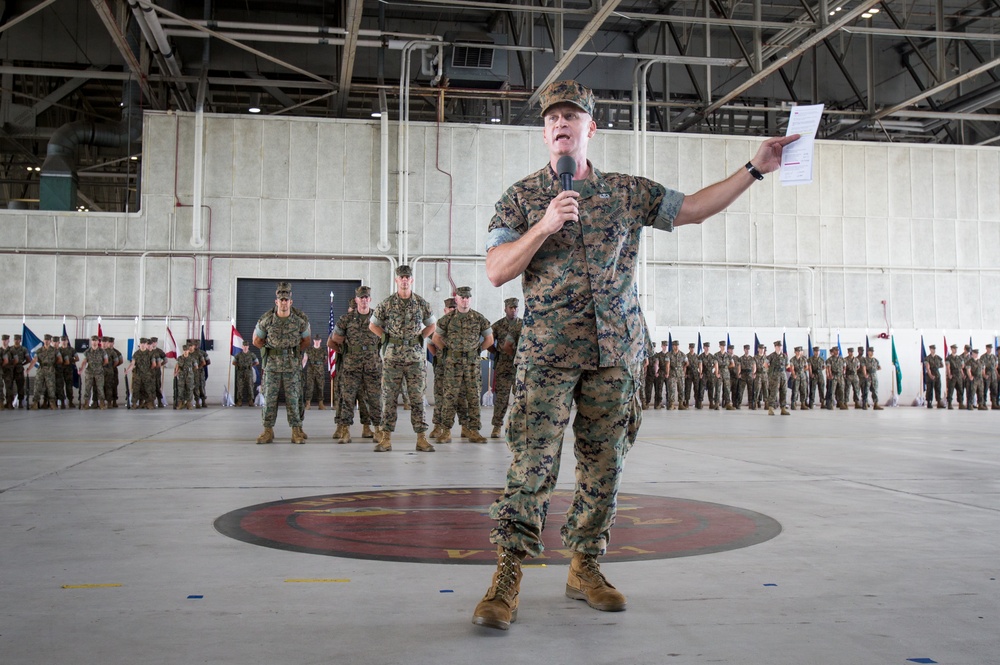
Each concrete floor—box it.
[1,404,997,665]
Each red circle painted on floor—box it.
[216,488,781,564]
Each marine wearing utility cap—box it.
[538,79,596,117]
[794,346,802,352]
[504,297,519,308]
[672,340,680,346]
[1,334,8,340]
[276,281,292,299]
[456,286,472,297]
[444,297,456,308]
[43,334,52,341]
[14,334,21,341]
[356,285,371,298]
[396,264,413,277]
[744,344,751,350]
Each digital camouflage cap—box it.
[538,79,596,117]
[356,285,371,298]
[396,264,412,277]
[276,281,292,298]
[455,286,472,297]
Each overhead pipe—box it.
[131,0,193,111]
[376,3,391,254]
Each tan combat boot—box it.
[436,428,452,444]
[291,427,307,444]
[318,402,325,410]
[373,431,392,452]
[416,432,435,452]
[767,407,774,416]
[490,426,501,439]
[472,547,525,630]
[429,424,443,439]
[565,552,627,612]
[362,424,374,438]
[256,427,274,444]
[338,426,352,444]
[304,403,310,411]
[99,401,108,410]
[780,407,790,416]
[462,427,487,443]
[873,402,884,411]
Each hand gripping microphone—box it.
[556,155,576,192]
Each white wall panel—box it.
[204,117,234,198]
[887,147,911,219]
[932,149,957,220]
[233,117,263,199]
[260,121,289,200]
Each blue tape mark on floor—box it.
[906,658,937,664]
[763,583,778,587]
[187,595,204,599]
[439,589,454,593]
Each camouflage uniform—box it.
[924,349,944,407]
[371,291,435,434]
[233,348,258,406]
[303,342,327,407]
[766,347,788,410]
[255,300,311,430]
[844,352,862,406]
[131,343,156,407]
[642,343,657,409]
[983,347,999,408]
[484,154,683,558]
[684,344,699,407]
[945,348,965,408]
[667,345,686,408]
[827,352,847,409]
[789,350,809,408]
[713,346,731,408]
[148,339,167,407]
[174,349,196,406]
[699,347,718,409]
[81,341,107,408]
[966,352,985,410]
[862,351,882,408]
[736,350,755,408]
[332,308,382,428]
[490,301,522,431]
[103,340,123,407]
[7,339,30,407]
[753,348,768,408]
[193,344,210,407]
[808,349,826,408]
[652,344,668,408]
[0,337,8,407]
[57,339,78,407]
[31,339,60,408]
[435,297,492,433]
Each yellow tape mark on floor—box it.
[284,578,351,583]
[61,583,123,589]
[522,564,548,569]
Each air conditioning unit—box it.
[443,32,508,89]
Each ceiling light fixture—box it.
[248,93,261,114]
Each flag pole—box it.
[227,319,234,406]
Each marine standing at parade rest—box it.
[788,346,810,410]
[924,344,944,408]
[148,337,166,408]
[432,286,494,444]
[330,285,384,444]
[124,338,151,408]
[369,264,437,453]
[29,334,61,409]
[7,334,30,408]
[808,346,826,409]
[826,347,847,409]
[253,281,311,444]
[684,342,699,408]
[945,343,965,409]
[56,336,77,409]
[652,340,669,409]
[173,342,197,409]
[79,336,108,409]
[302,335,327,410]
[428,297,457,439]
[966,349,986,410]
[736,344,756,409]
[699,342,718,410]
[101,337,123,408]
[471,78,799,630]
[667,340,686,410]
[754,343,769,408]
[861,347,884,410]
[489,297,522,438]
[844,347,861,408]
[0,334,9,409]
[232,340,258,407]
[766,340,790,416]
[983,344,998,409]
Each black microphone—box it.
[556,155,576,192]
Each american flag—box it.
[327,292,337,379]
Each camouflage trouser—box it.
[261,368,303,428]
[195,368,206,400]
[652,376,665,407]
[82,371,104,406]
[924,375,941,404]
[32,367,57,405]
[830,375,846,406]
[336,362,382,427]
[868,376,879,405]
[666,375,682,407]
[103,369,118,403]
[969,378,985,408]
[135,372,156,404]
[489,363,642,558]
[684,373,696,406]
[791,376,808,407]
[736,373,753,407]
[176,370,194,403]
[846,374,861,403]
[491,363,516,428]
[235,369,254,405]
[717,373,732,406]
[987,373,999,406]
[153,368,164,401]
[700,375,715,406]
[642,367,655,407]
[767,373,786,408]
[947,376,965,406]
[0,368,7,403]
[380,361,426,433]
[810,374,826,407]
[304,368,325,404]
[55,368,69,401]
[440,359,483,431]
